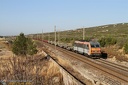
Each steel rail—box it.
[96,59,128,72]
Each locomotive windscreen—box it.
[90,41,100,48]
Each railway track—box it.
[96,59,128,73]
[42,42,128,84]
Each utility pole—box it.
[54,26,56,52]
[58,29,59,45]
[48,33,50,42]
[83,27,85,40]
[36,34,38,40]
[42,30,43,41]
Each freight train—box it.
[36,39,102,58]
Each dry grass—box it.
[0,40,64,85]
[0,48,63,85]
[102,46,128,62]
[0,54,64,85]
[0,39,10,50]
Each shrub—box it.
[12,33,37,56]
[98,38,106,47]
[117,38,127,49]
[98,37,117,47]
[26,38,38,55]
[124,42,128,54]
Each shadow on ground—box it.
[101,52,108,59]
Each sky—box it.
[0,0,128,36]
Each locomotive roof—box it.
[75,40,100,44]
[78,40,90,42]
[90,41,100,45]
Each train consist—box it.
[41,39,102,58]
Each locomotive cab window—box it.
[91,44,95,47]
[91,44,100,48]
[96,44,100,47]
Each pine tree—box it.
[26,38,38,55]
[12,33,37,56]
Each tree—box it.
[26,38,38,55]
[12,33,37,56]
[124,42,128,54]
[98,37,117,47]
[98,38,106,47]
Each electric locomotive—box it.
[73,40,101,57]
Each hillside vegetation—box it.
[33,23,128,47]
[34,23,127,38]
[31,23,128,60]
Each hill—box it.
[30,23,128,61]
[32,23,128,44]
